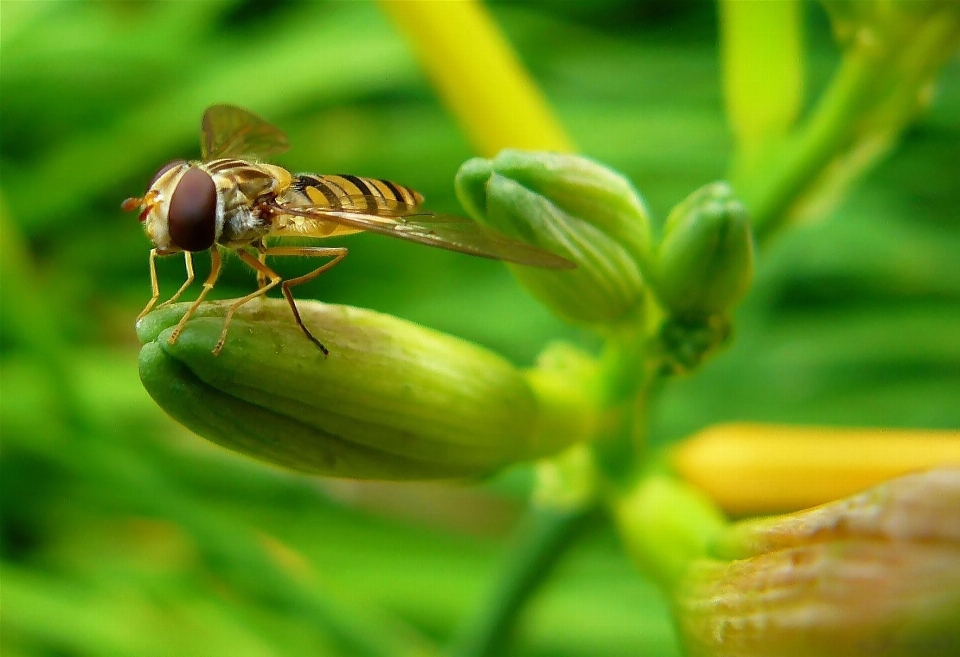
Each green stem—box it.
[449,505,594,657]
[450,309,664,657]
[744,8,960,242]
[592,316,665,484]
[741,48,875,240]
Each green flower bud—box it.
[138,300,599,480]
[456,150,652,328]
[654,182,754,319]
[674,468,960,657]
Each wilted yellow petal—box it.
[675,469,960,657]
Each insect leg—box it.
[139,251,197,322]
[254,239,269,290]
[137,248,162,321]
[212,249,283,356]
[168,249,223,346]
[157,251,196,310]
[264,246,350,357]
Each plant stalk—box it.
[449,505,594,657]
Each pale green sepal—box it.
[658,314,732,376]
[654,182,754,318]
[455,157,495,225]
[138,300,598,479]
[456,151,650,328]
[612,474,728,589]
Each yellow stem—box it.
[379,0,574,156]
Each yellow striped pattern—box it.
[294,174,424,211]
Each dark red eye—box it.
[148,159,187,189]
[168,167,217,252]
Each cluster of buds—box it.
[133,147,958,654]
[139,151,757,477]
[457,153,753,373]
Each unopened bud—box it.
[456,150,652,328]
[138,300,599,479]
[654,182,753,319]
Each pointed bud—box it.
[675,468,960,657]
[456,150,652,328]
[138,300,599,479]
[654,182,754,319]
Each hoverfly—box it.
[122,105,573,356]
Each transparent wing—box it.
[272,196,575,269]
[201,104,289,160]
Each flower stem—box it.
[449,505,594,657]
[739,48,875,240]
[742,7,960,241]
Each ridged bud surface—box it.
[456,150,652,328]
[138,300,598,479]
[654,182,754,318]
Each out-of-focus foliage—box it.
[1,1,958,656]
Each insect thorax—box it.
[208,160,289,247]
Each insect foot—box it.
[137,298,602,480]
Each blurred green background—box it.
[1,1,958,656]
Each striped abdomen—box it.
[291,173,424,210]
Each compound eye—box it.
[168,167,218,252]
[148,159,187,189]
